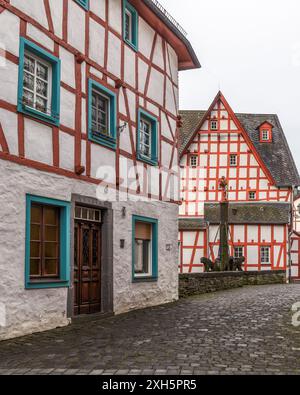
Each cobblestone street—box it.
[0,285,300,375]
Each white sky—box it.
[159,0,300,170]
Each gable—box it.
[179,92,300,187]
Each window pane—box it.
[36,95,47,113]
[134,240,150,274]
[44,259,58,276]
[24,55,35,73]
[36,79,48,97]
[44,207,58,225]
[30,259,41,276]
[37,62,48,81]
[23,89,34,107]
[30,241,41,258]
[45,242,58,258]
[31,224,40,241]
[31,205,42,223]
[45,226,58,242]
[23,73,34,91]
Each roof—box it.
[135,0,200,70]
[204,202,291,225]
[179,110,300,187]
[179,218,207,231]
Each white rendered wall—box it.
[0,160,179,340]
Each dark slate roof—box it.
[204,202,291,225]
[179,218,207,230]
[179,110,300,187]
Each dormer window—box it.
[261,129,270,141]
[210,120,218,130]
[259,122,273,143]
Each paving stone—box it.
[0,285,299,375]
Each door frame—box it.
[68,194,113,319]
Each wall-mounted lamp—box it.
[117,122,127,136]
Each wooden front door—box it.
[74,220,102,315]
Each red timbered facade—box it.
[0,0,200,340]
[179,92,300,277]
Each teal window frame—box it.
[88,79,117,150]
[25,195,71,290]
[123,0,139,51]
[18,38,61,126]
[137,109,159,166]
[74,0,89,10]
[132,215,158,283]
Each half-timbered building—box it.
[0,0,200,339]
[179,92,300,278]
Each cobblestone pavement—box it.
[0,285,300,375]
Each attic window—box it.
[259,123,273,143]
[262,130,270,141]
[190,156,198,168]
[249,191,256,200]
[230,154,237,167]
[210,120,218,130]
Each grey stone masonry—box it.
[179,271,286,298]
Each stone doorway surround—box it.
[67,194,113,319]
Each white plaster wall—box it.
[0,109,18,156]
[60,88,76,130]
[0,159,179,339]
[27,24,54,52]
[59,132,75,171]
[60,46,75,88]
[89,19,105,68]
[0,10,20,57]
[90,0,106,20]
[0,61,18,105]
[24,119,53,165]
[10,0,48,29]
[49,0,63,39]
[107,32,121,78]
[113,200,179,314]
[67,0,85,54]
[108,0,122,35]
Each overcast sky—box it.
[159,0,300,171]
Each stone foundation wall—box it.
[179,271,286,298]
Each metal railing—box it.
[150,0,188,37]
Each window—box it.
[261,247,270,264]
[230,154,237,167]
[88,79,117,150]
[25,195,71,289]
[190,156,198,168]
[234,246,244,259]
[137,109,158,166]
[249,191,256,200]
[261,130,270,141]
[132,216,158,281]
[18,38,61,126]
[123,1,138,51]
[74,0,89,10]
[210,120,218,130]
